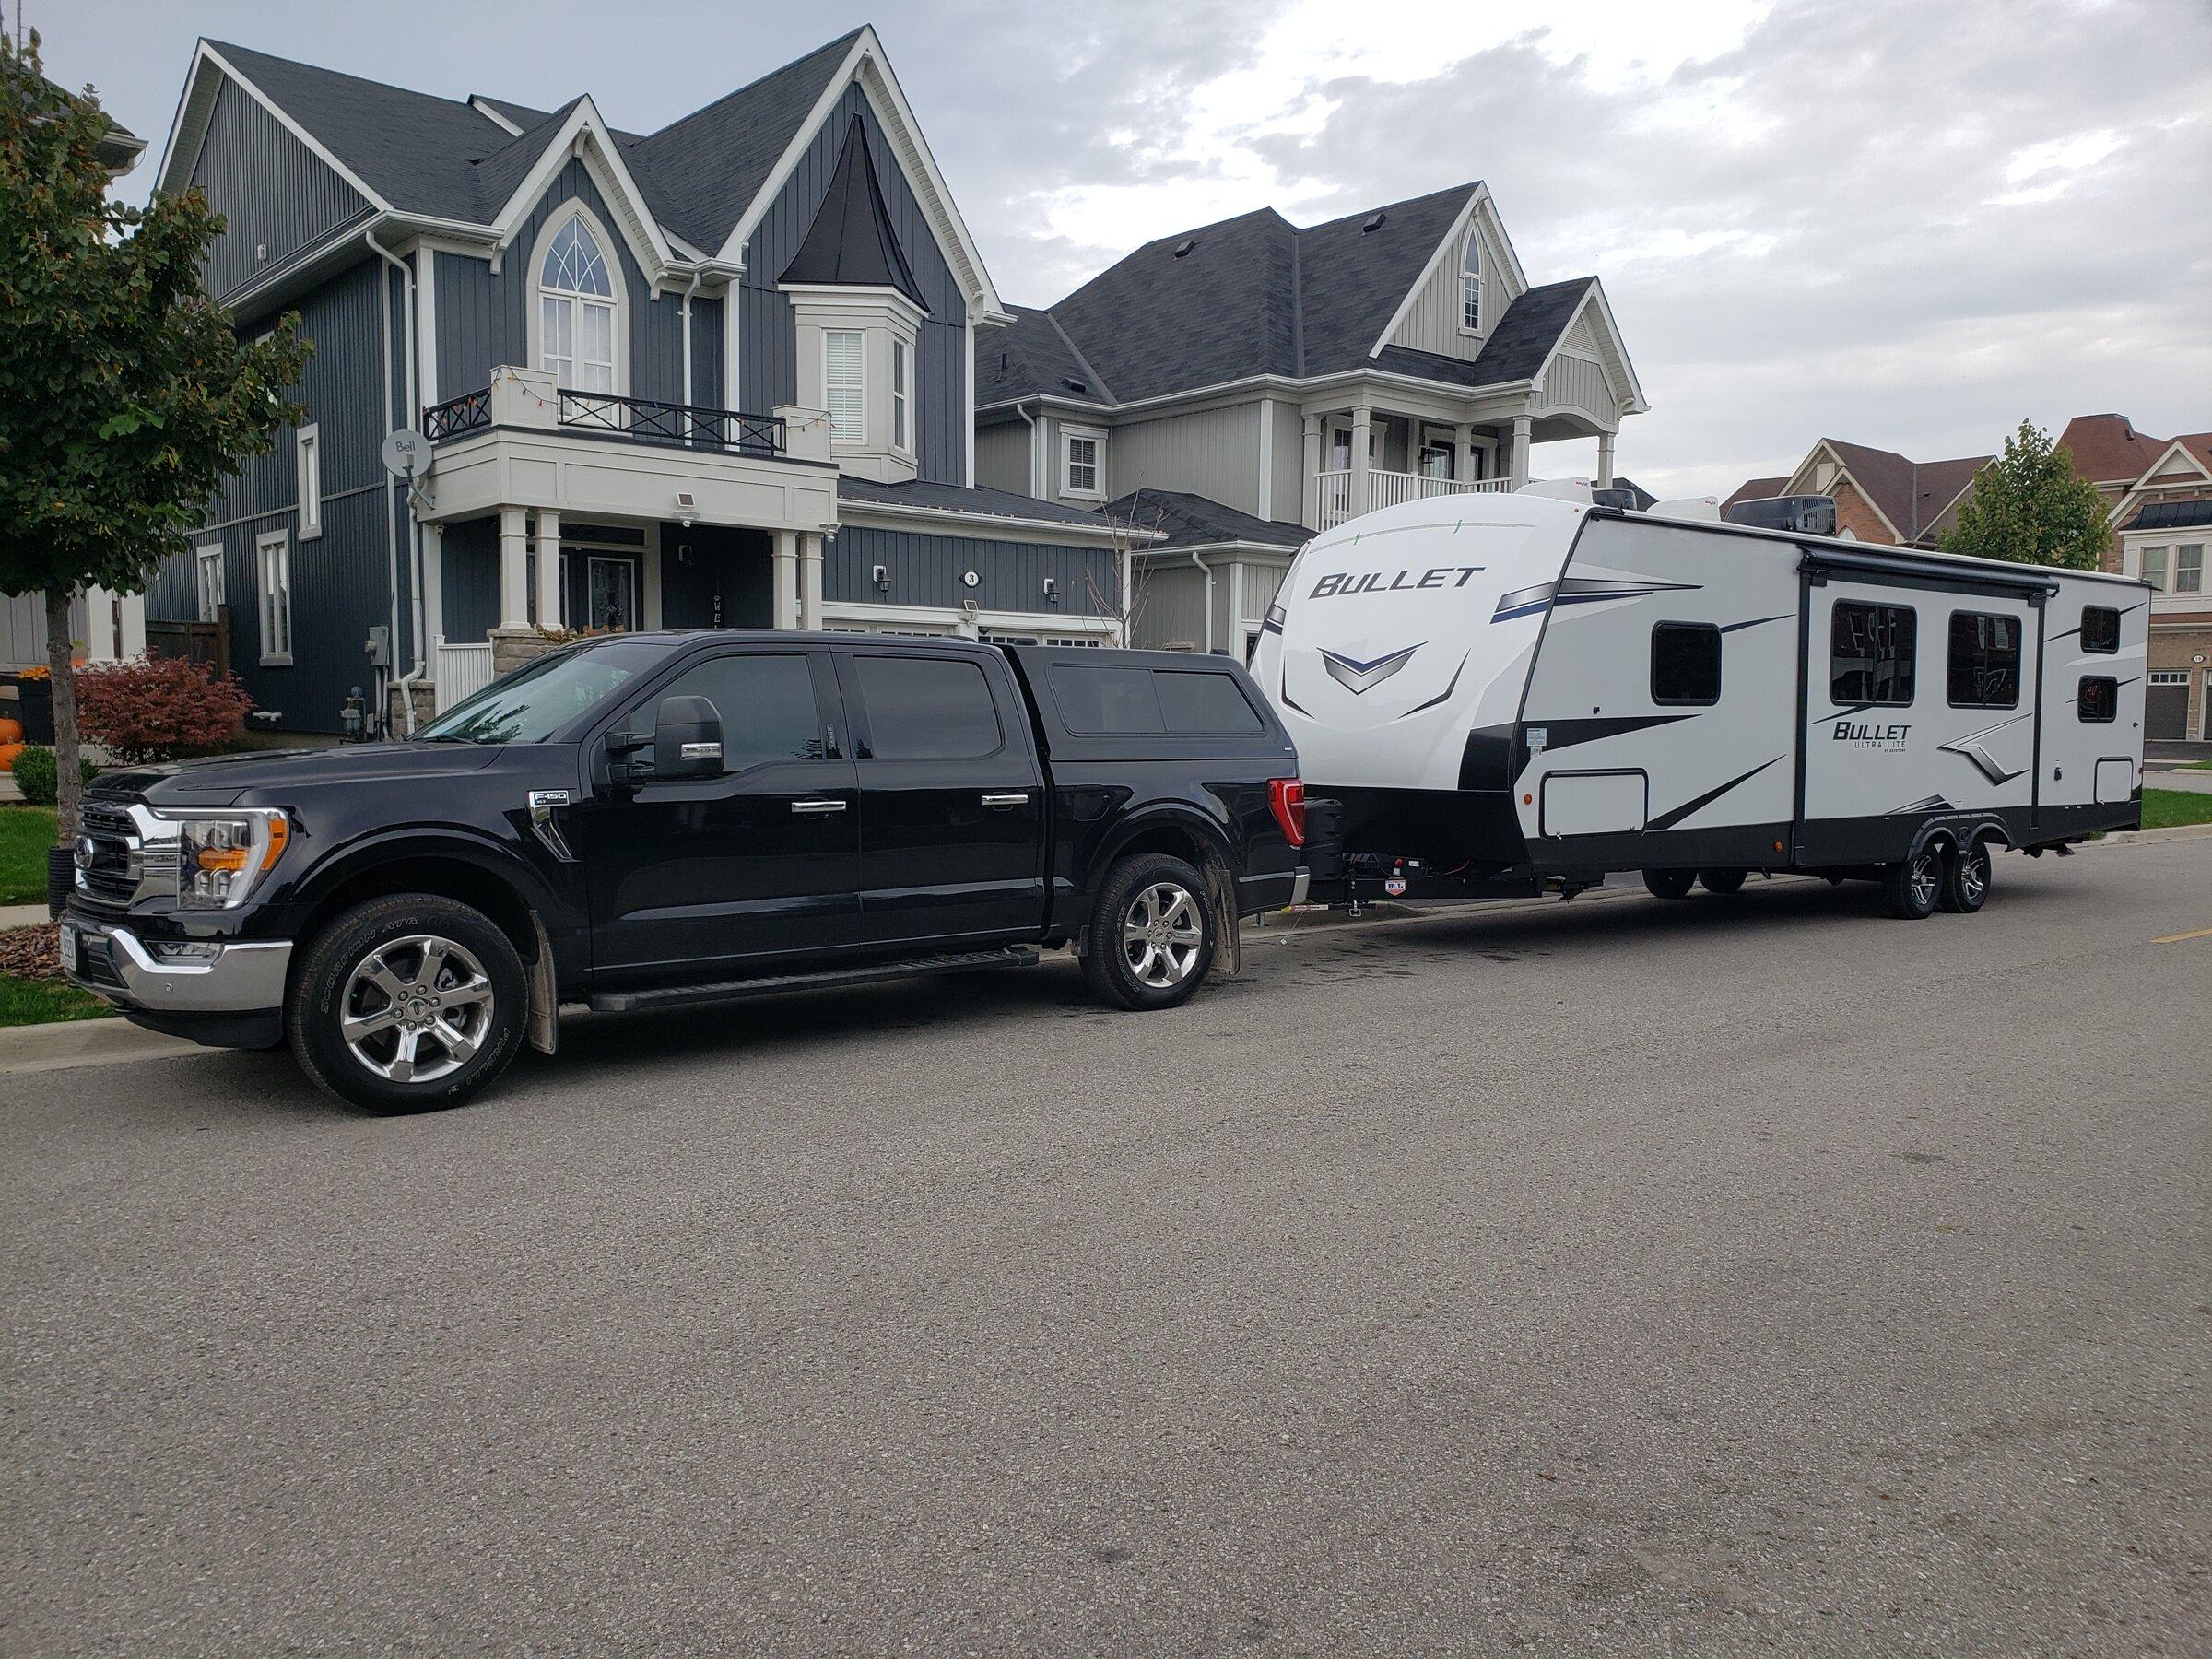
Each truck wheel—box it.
[1698,868,1747,895]
[1642,868,1696,900]
[1939,838,1992,914]
[288,894,528,1112]
[1882,845,1945,920]
[1083,853,1215,1011]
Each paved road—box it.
[5,841,2207,1654]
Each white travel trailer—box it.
[1252,491,2150,917]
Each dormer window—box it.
[535,211,623,394]
[1459,229,1482,334]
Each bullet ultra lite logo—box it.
[1834,719,1911,750]
[1308,566,1483,598]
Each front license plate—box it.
[57,924,78,975]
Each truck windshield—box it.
[416,639,666,746]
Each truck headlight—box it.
[167,809,290,910]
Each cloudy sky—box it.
[41,0,2212,498]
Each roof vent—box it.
[1061,376,1088,394]
[1361,212,1386,232]
[1171,239,1196,258]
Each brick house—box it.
[1722,438,1989,549]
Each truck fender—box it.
[1088,803,1242,978]
[286,827,565,921]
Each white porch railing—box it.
[434,637,494,714]
[1309,469,1519,532]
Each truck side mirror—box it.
[653,695,724,780]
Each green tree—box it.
[1939,418,2110,571]
[0,33,308,855]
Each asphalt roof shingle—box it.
[1103,488,1310,550]
[836,476,1124,530]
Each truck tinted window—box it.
[2077,676,2117,724]
[1947,612,2021,709]
[1156,670,1265,735]
[2079,606,2120,654]
[853,655,1003,759]
[1651,622,1721,705]
[1830,601,1915,706]
[1050,665,1163,734]
[656,653,824,771]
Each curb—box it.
[2085,821,2212,847]
[0,1016,205,1077]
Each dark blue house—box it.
[153,27,1143,732]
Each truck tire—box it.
[288,894,529,1112]
[1939,837,1992,914]
[1882,845,1945,920]
[1083,853,1215,1011]
[1642,868,1696,900]
[1697,867,1747,895]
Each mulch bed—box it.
[0,923,63,981]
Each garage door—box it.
[2147,672,2190,740]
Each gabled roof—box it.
[984,186,1619,408]
[1723,476,1791,512]
[1809,439,1991,545]
[779,114,926,309]
[1106,488,1310,551]
[2058,413,2168,485]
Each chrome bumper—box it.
[61,919,291,1014]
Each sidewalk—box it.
[0,902,49,930]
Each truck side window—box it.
[1050,665,1164,734]
[2077,676,2117,724]
[853,655,1004,759]
[1155,670,1264,734]
[1830,600,1915,706]
[655,653,824,771]
[1946,612,2020,709]
[1650,622,1721,705]
[2079,606,2120,654]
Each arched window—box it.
[537,214,618,393]
[1460,229,1482,333]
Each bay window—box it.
[826,329,865,444]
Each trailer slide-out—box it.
[1251,491,2149,920]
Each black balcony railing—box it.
[422,387,490,441]
[420,386,788,457]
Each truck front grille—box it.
[76,801,174,908]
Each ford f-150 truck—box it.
[61,634,1309,1111]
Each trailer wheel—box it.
[1939,838,1992,914]
[1697,868,1747,895]
[1882,845,1945,920]
[1642,868,1696,900]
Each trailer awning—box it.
[1799,545,2062,599]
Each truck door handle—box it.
[791,799,848,816]
[981,793,1029,808]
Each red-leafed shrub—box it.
[76,654,254,764]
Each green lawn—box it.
[2141,788,2212,830]
[0,973,111,1026]
[0,805,57,905]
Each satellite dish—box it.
[381,429,431,479]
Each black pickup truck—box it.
[61,634,1308,1111]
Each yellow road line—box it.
[2150,926,2212,945]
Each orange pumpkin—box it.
[0,743,22,773]
[0,717,19,745]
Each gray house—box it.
[973,183,1646,658]
[153,28,1139,733]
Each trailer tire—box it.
[1083,853,1215,1011]
[1698,868,1747,895]
[1939,837,1992,914]
[1882,845,1945,920]
[1642,868,1696,900]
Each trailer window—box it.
[2077,676,2117,724]
[1650,622,1721,706]
[1947,612,2021,709]
[1830,601,1916,706]
[2079,606,2120,654]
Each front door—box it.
[576,645,861,981]
[587,556,638,633]
[832,647,1047,947]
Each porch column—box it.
[497,506,530,627]
[1350,405,1372,517]
[535,509,562,629]
[1595,431,1616,488]
[1453,422,1474,483]
[1510,414,1531,487]
[1301,414,1322,524]
[799,534,824,630]
[421,523,444,650]
[772,532,800,629]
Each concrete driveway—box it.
[4,841,2207,1653]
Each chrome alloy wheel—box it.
[1911,850,1942,912]
[1959,846,1989,904]
[1122,881,1204,989]
[340,935,495,1084]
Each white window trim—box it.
[891,336,912,457]
[1062,424,1108,501]
[194,543,223,624]
[524,202,629,398]
[825,328,866,447]
[1458,229,1483,337]
[255,529,292,666]
[295,422,322,540]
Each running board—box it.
[586,945,1041,1015]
